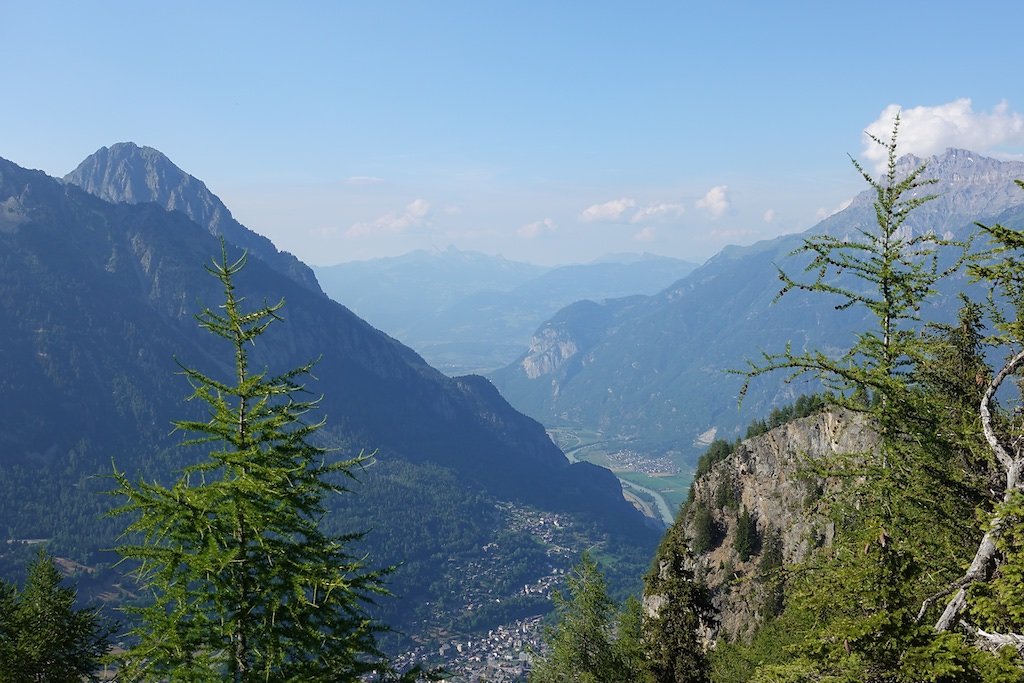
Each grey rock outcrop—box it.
[65,143,322,294]
[678,409,879,641]
[521,327,580,380]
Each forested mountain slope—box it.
[491,149,1024,455]
[0,154,656,639]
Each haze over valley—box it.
[5,3,1024,681]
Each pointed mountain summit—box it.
[1,153,655,641]
[65,142,322,293]
[490,148,1024,455]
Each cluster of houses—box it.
[430,617,544,681]
[605,448,679,475]
[388,504,586,681]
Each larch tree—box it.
[926,186,1024,657]
[737,117,1020,681]
[110,245,406,682]
[530,552,646,683]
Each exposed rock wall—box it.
[678,409,879,641]
[65,143,323,294]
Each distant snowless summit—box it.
[313,245,699,374]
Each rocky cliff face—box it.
[677,410,879,641]
[64,143,322,294]
[521,327,580,380]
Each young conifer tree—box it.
[643,522,713,683]
[111,245,394,682]
[530,552,648,683]
[0,550,113,682]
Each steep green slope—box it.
[0,156,657,640]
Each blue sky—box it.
[4,1,1024,265]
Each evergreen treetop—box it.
[0,549,113,682]
[110,244,408,681]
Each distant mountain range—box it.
[489,149,1024,458]
[0,146,657,641]
[314,249,697,374]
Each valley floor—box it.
[549,428,690,525]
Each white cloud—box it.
[581,197,636,223]
[518,218,556,238]
[346,199,430,238]
[863,99,1024,172]
[696,185,729,218]
[630,202,686,223]
[762,208,776,223]
[815,197,853,221]
[344,176,385,185]
[633,227,657,242]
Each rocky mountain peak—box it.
[895,147,1024,183]
[817,147,1024,242]
[65,142,200,209]
[65,144,323,294]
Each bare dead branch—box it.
[931,348,1024,631]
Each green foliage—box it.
[530,552,647,683]
[643,522,714,683]
[758,526,785,618]
[745,419,770,439]
[741,117,965,418]
[714,474,740,510]
[958,204,1024,644]
[0,550,113,682]
[110,246,409,682]
[971,492,1024,635]
[695,439,735,480]
[711,608,815,683]
[690,502,722,555]
[616,595,652,682]
[899,632,1024,683]
[764,393,830,432]
[733,118,1018,680]
[734,508,760,563]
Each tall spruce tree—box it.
[110,245,397,682]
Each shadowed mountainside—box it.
[0,153,657,639]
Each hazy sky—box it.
[5,2,1024,266]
